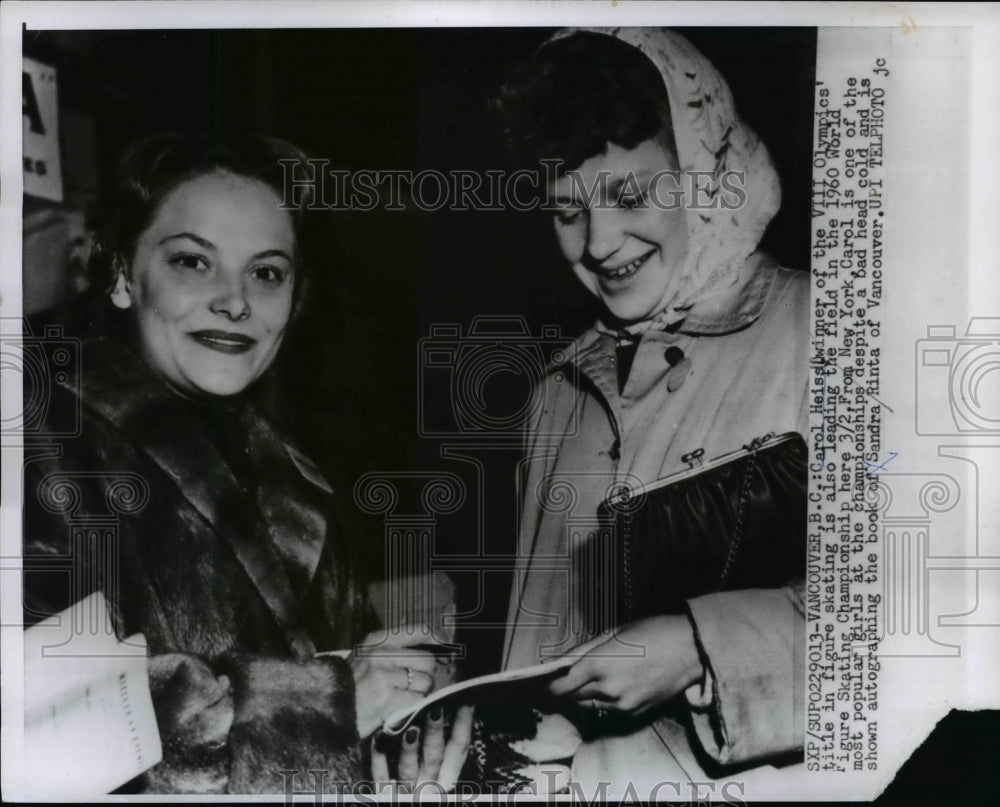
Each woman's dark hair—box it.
[89,133,318,319]
[495,31,677,173]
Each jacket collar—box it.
[675,252,778,335]
[557,252,779,374]
[64,337,319,658]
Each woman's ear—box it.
[110,262,132,310]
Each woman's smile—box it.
[188,329,258,355]
[591,249,656,286]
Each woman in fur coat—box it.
[22,134,469,794]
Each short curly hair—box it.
[89,133,318,319]
[494,31,678,173]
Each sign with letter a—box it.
[22,57,63,202]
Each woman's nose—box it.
[584,208,623,264]
[209,275,251,321]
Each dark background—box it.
[24,27,816,671]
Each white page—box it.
[22,595,162,797]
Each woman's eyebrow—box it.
[157,235,291,262]
[552,170,657,205]
[608,170,655,195]
[157,232,215,249]
[252,249,293,262]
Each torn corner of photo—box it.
[20,592,161,798]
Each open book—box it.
[22,592,162,797]
[380,656,575,736]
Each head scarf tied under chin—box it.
[546,28,783,335]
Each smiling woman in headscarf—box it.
[482,28,808,794]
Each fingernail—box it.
[404,727,419,745]
[428,706,442,722]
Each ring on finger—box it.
[590,699,608,719]
[405,667,415,691]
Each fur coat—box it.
[23,336,375,794]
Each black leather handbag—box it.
[596,431,808,627]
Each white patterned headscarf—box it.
[546,28,783,334]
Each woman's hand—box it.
[371,704,473,794]
[350,626,440,739]
[548,615,704,719]
[147,653,234,749]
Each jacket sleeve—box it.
[23,438,368,794]
[136,651,363,795]
[682,581,804,766]
[224,655,362,793]
[141,512,370,794]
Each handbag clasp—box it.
[744,432,776,453]
[681,447,705,470]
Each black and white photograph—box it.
[2,2,999,803]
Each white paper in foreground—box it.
[22,592,161,798]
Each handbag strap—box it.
[717,434,772,590]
